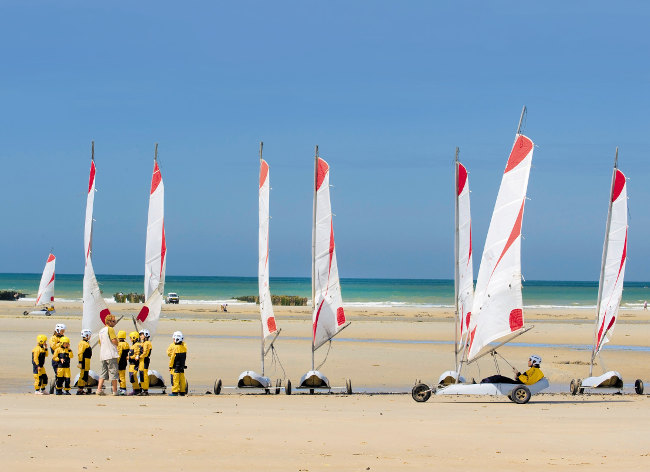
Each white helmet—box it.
[81,329,92,340]
[55,323,66,334]
[529,355,542,367]
[172,331,184,343]
[139,328,151,339]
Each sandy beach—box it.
[2,301,649,470]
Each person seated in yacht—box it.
[480,355,543,385]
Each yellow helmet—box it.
[117,330,126,339]
[60,336,70,344]
[37,334,47,345]
[129,331,139,342]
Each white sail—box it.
[594,168,627,354]
[456,162,474,347]
[35,253,56,306]
[312,157,347,351]
[467,134,534,361]
[259,158,278,342]
[82,156,112,334]
[144,158,166,300]
[138,157,166,334]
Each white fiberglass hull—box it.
[437,370,466,386]
[580,371,623,390]
[436,377,549,397]
[237,371,272,389]
[298,370,330,389]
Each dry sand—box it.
[1,301,649,470]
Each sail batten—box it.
[467,134,534,361]
[312,156,346,351]
[82,155,112,334]
[36,253,56,306]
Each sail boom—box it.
[313,322,351,352]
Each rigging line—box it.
[315,340,332,371]
[270,344,286,380]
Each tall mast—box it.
[154,143,158,161]
[311,145,319,371]
[259,141,265,375]
[590,147,618,376]
[516,106,526,135]
[91,141,94,161]
[453,147,460,370]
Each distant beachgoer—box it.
[481,355,544,385]
[644,301,647,310]
[96,314,119,396]
[223,304,228,313]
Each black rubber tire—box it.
[264,388,270,394]
[411,383,432,403]
[309,388,314,395]
[213,379,222,395]
[510,385,531,404]
[570,379,578,396]
[185,381,189,394]
[275,379,282,395]
[48,379,56,394]
[285,379,292,395]
[346,378,352,395]
[635,379,644,395]
[23,311,28,316]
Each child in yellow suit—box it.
[53,336,73,395]
[32,335,49,395]
[128,331,142,396]
[168,331,187,396]
[77,329,93,395]
[116,330,130,395]
[138,329,153,396]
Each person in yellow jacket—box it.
[481,355,544,385]
[50,323,66,378]
[168,331,187,396]
[32,335,49,395]
[138,329,152,396]
[53,336,73,395]
[77,329,93,395]
[116,330,130,395]
[128,331,142,396]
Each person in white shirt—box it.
[96,314,119,395]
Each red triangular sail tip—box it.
[260,160,269,189]
[151,161,163,194]
[612,170,626,202]
[88,161,96,193]
[47,254,55,263]
[316,158,329,190]
[504,135,533,173]
[457,163,468,195]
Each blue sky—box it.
[1,1,649,280]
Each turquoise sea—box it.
[2,274,649,308]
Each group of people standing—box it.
[31,314,188,396]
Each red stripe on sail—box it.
[88,161,96,193]
[47,273,55,286]
[47,254,55,263]
[259,160,269,189]
[504,135,533,173]
[160,221,166,277]
[457,163,467,195]
[597,317,606,345]
[468,327,476,353]
[617,230,627,281]
[99,309,111,325]
[137,306,149,322]
[313,299,325,341]
[612,170,626,202]
[151,161,162,194]
[316,158,329,191]
[491,200,525,278]
[328,221,335,277]
[465,312,471,330]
